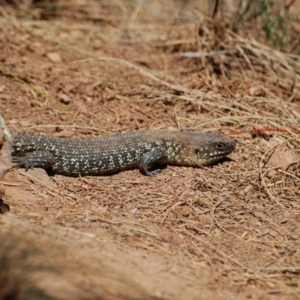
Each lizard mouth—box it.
[204,155,230,165]
[210,148,235,158]
[186,154,229,167]
[192,143,236,166]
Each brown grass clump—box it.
[0,231,54,300]
[0,216,162,300]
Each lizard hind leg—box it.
[12,150,55,171]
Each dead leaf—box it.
[267,148,298,170]
[46,52,62,63]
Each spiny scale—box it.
[11,130,236,176]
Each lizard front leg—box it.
[139,148,168,176]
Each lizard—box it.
[11,130,236,176]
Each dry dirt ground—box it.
[0,1,300,299]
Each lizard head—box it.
[181,131,236,166]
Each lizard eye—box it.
[216,143,225,150]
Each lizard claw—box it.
[11,156,34,170]
[144,168,163,177]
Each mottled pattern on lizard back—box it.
[11,130,236,176]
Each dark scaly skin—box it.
[11,130,236,176]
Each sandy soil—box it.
[0,1,299,299]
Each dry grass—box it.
[0,0,299,299]
[0,230,54,300]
